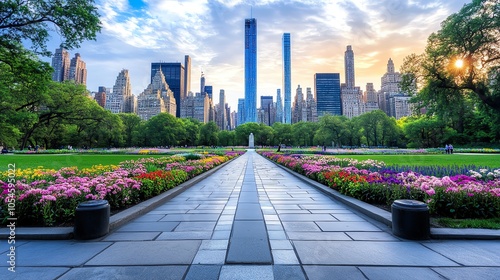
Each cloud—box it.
[43,0,471,109]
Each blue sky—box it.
[44,0,470,110]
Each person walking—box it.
[445,144,449,154]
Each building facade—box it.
[151,62,185,118]
[292,85,307,123]
[275,89,284,123]
[341,45,363,118]
[315,73,342,117]
[184,55,191,97]
[69,53,87,85]
[94,86,107,108]
[51,48,70,82]
[244,18,257,123]
[105,69,135,113]
[181,92,209,123]
[282,33,292,124]
[137,70,176,120]
[305,87,318,122]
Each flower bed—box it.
[260,152,500,219]
[0,151,244,226]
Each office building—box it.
[275,89,284,123]
[51,48,70,82]
[282,33,292,124]
[237,98,245,127]
[341,45,363,118]
[306,87,318,122]
[94,86,107,108]
[292,85,307,123]
[244,18,257,123]
[105,69,134,113]
[69,53,87,85]
[315,73,342,116]
[151,62,185,117]
[137,69,176,120]
[181,92,209,123]
[217,90,227,130]
[184,55,191,98]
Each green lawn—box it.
[334,154,500,168]
[0,154,168,171]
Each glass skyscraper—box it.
[315,73,342,116]
[282,33,291,124]
[151,62,185,118]
[244,18,257,123]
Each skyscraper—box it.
[106,69,134,114]
[237,98,245,127]
[137,69,176,120]
[184,55,191,98]
[344,45,355,88]
[341,45,363,118]
[69,53,87,85]
[51,48,70,82]
[315,73,342,116]
[282,33,292,124]
[200,72,205,96]
[260,95,273,126]
[217,89,227,130]
[275,89,283,123]
[244,18,257,123]
[151,62,185,118]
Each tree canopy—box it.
[0,0,101,55]
[401,0,500,113]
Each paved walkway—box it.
[2,150,500,279]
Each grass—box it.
[334,154,500,168]
[433,217,500,229]
[0,154,168,171]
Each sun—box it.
[455,59,464,68]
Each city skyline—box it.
[42,0,470,110]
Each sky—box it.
[44,0,470,110]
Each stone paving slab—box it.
[10,241,111,267]
[422,240,500,266]
[219,265,274,280]
[116,221,179,232]
[433,267,500,280]
[303,266,367,280]
[60,266,188,280]
[86,240,201,265]
[184,265,222,280]
[0,267,69,280]
[358,267,446,280]
[316,221,383,232]
[294,241,460,266]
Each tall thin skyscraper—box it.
[276,89,283,123]
[51,48,70,82]
[151,62,185,118]
[184,55,191,99]
[282,33,292,124]
[344,45,355,88]
[200,72,206,95]
[315,73,342,116]
[244,18,257,123]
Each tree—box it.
[218,130,236,146]
[313,114,349,147]
[179,118,202,146]
[292,121,318,147]
[402,116,454,148]
[270,122,292,146]
[357,110,396,147]
[401,0,500,113]
[0,0,101,55]
[119,113,143,147]
[235,122,260,146]
[145,113,184,147]
[199,122,219,146]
